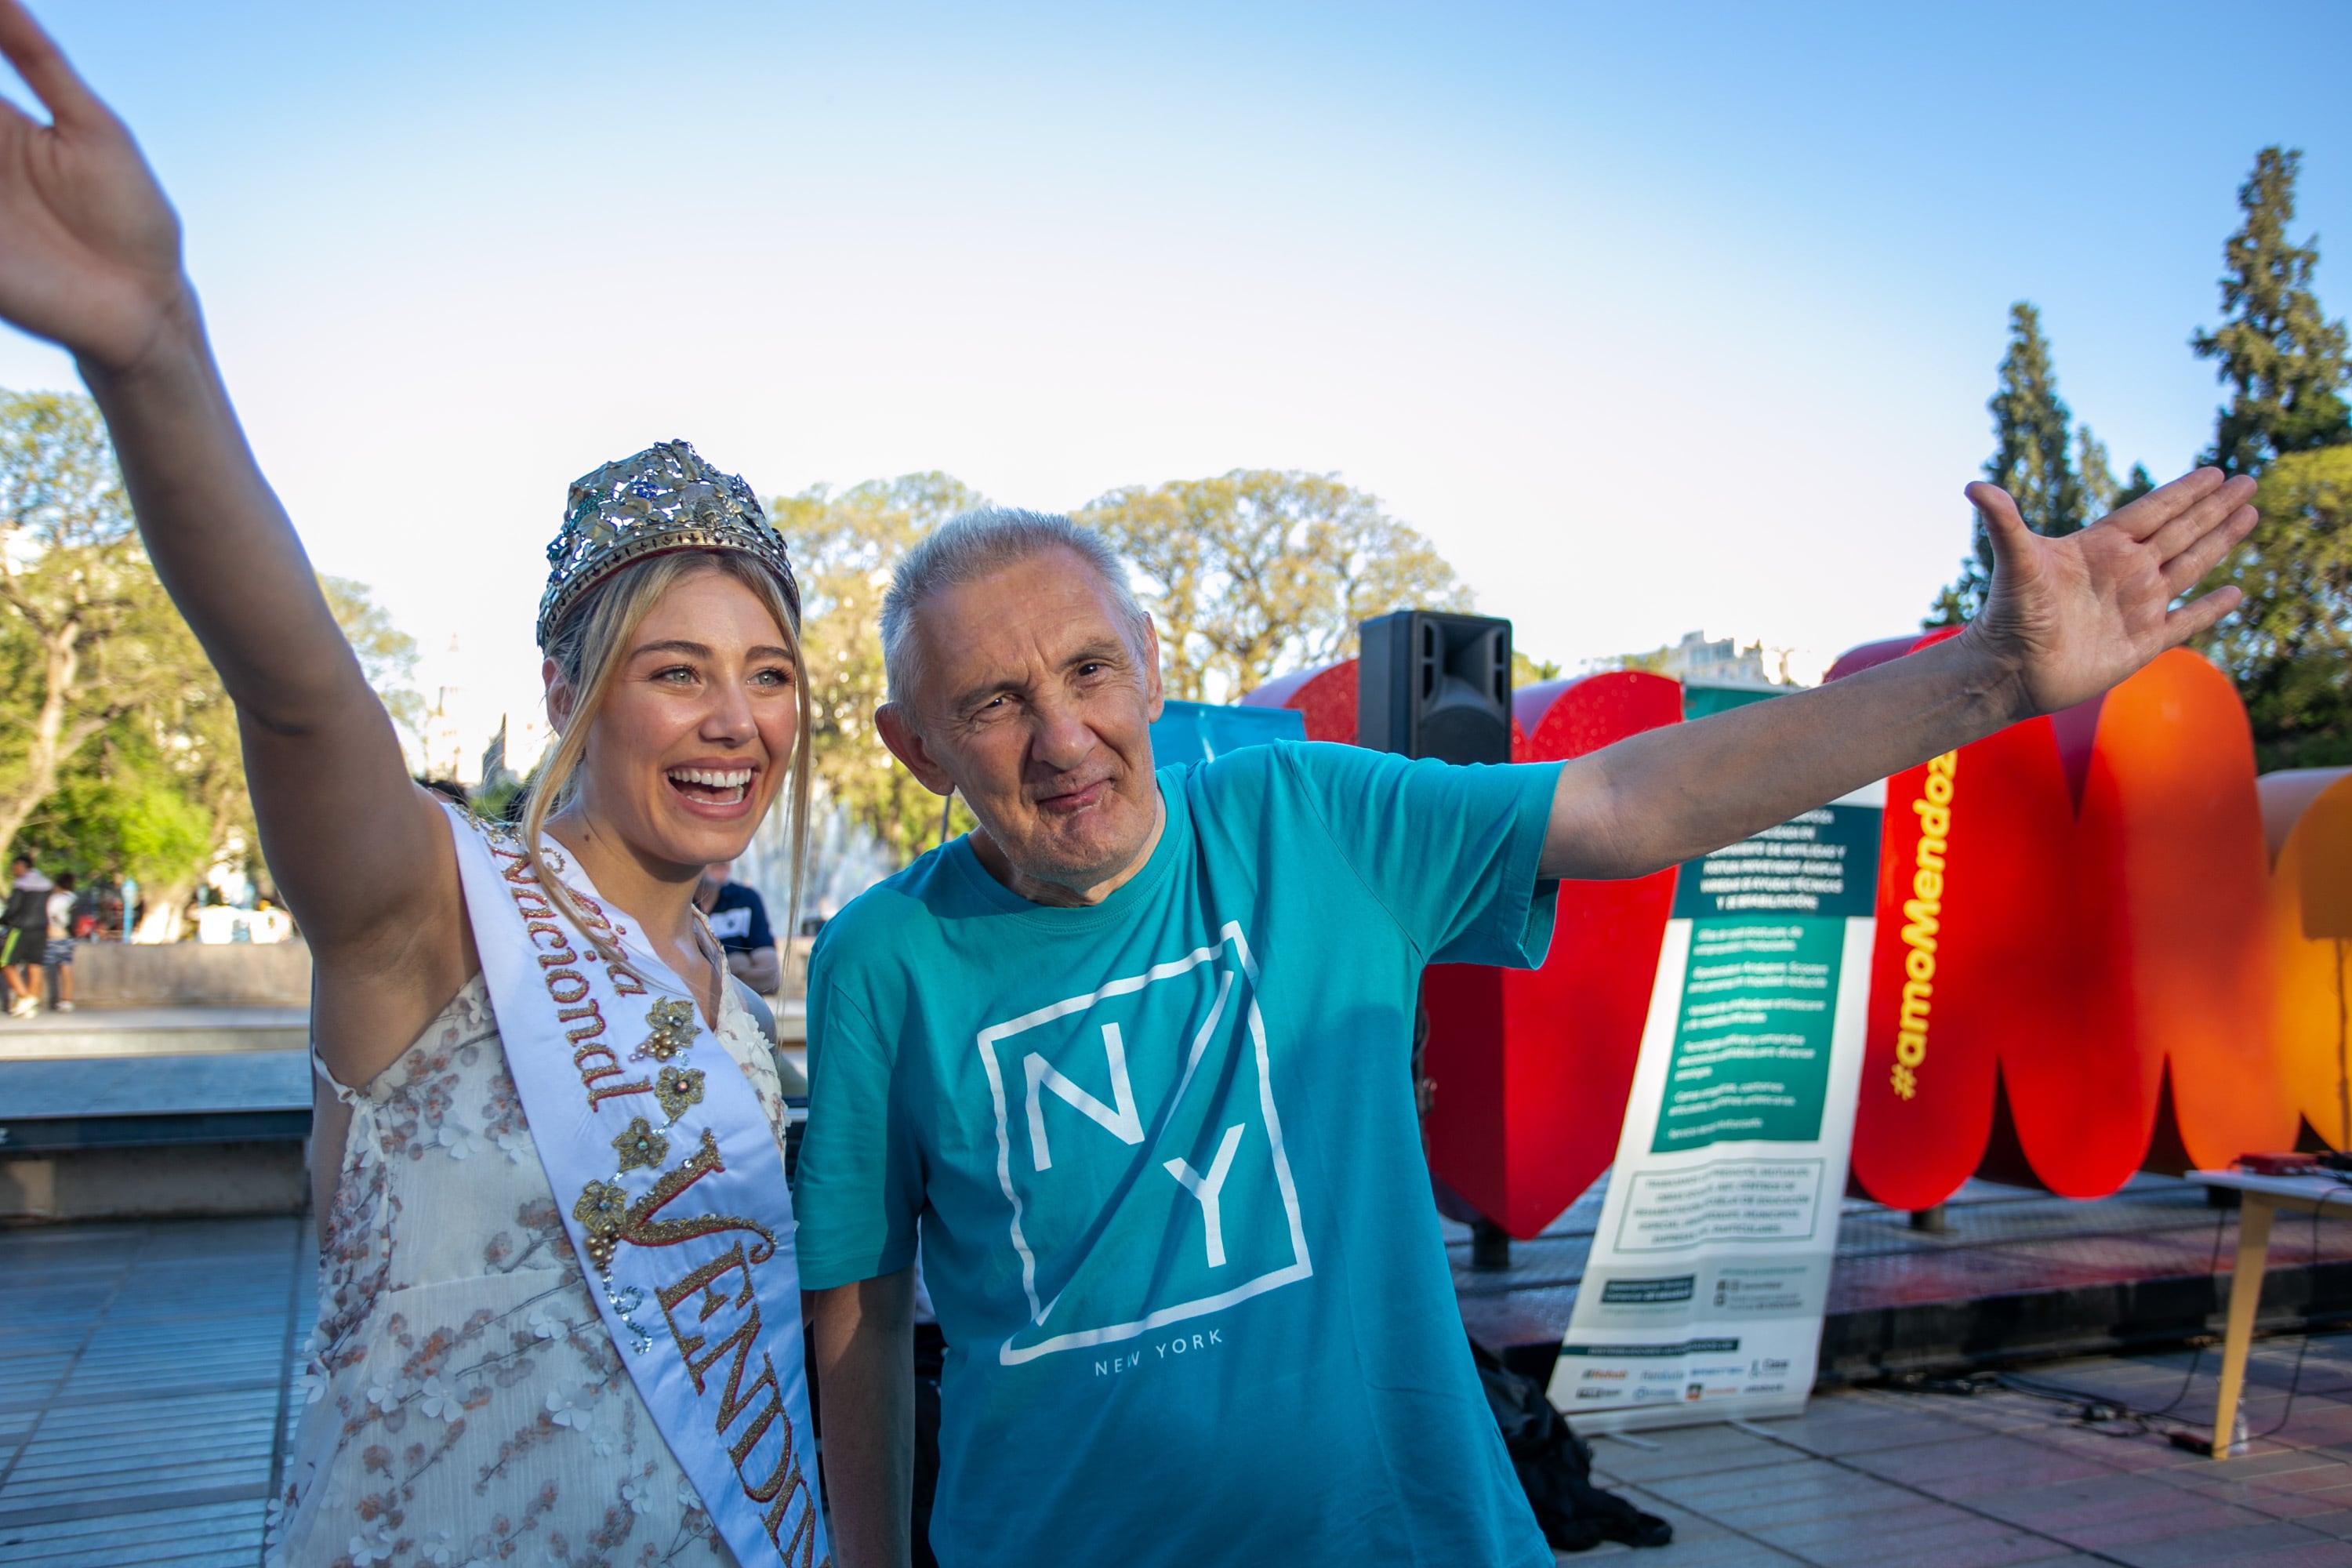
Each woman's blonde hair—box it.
[517,549,813,969]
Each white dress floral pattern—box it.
[267,971,791,1568]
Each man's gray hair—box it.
[880,507,1148,706]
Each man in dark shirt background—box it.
[695,859,781,995]
[2,855,53,1018]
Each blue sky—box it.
[2,2,2344,750]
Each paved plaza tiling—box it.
[0,1217,312,1566]
[13,1217,2352,1565]
[1579,1339,2352,1566]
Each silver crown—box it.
[536,440,800,647]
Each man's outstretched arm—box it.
[1542,467,2259,882]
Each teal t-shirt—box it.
[795,740,1562,1568]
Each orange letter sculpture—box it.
[1844,637,2288,1207]
[2268,770,2352,1149]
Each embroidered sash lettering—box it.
[443,804,825,1566]
[659,1244,818,1558]
[626,1130,779,1258]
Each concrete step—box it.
[0,1051,310,1140]
[0,1007,307,1060]
[71,938,312,1006]
[0,1050,314,1225]
[1454,1174,2352,1394]
[2,1002,790,1057]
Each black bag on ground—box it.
[1472,1342,1673,1552]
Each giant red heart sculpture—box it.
[1249,664,1688,1238]
[1419,673,1684,1237]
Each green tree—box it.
[28,729,212,888]
[771,473,983,866]
[14,563,416,936]
[2112,462,2157,510]
[119,611,252,937]
[2197,445,2352,769]
[1931,303,2096,625]
[0,391,423,932]
[2077,425,2122,518]
[321,573,425,746]
[2193,147,2352,476]
[0,390,197,862]
[1082,470,1472,702]
[1512,649,1563,687]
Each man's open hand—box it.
[1963,466,2258,718]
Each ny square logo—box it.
[975,923,1314,1367]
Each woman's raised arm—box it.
[0,2,453,976]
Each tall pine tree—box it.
[2191,149,2352,766]
[2192,147,2352,474]
[2077,424,2121,517]
[1929,303,2096,624]
[2197,445,2352,768]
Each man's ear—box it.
[1140,614,1165,724]
[877,702,957,797]
[543,656,574,735]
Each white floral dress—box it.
[267,971,795,1568]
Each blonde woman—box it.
[0,7,829,1564]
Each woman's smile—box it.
[665,760,758,811]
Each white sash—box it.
[442,804,828,1567]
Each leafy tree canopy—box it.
[2198,444,2352,769]
[770,474,984,866]
[776,468,1479,869]
[321,572,425,745]
[0,390,203,863]
[1081,470,1471,702]
[2193,147,2352,475]
[0,389,420,932]
[1512,649,1563,687]
[27,727,213,889]
[1931,303,2129,625]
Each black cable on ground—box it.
[1988,1368,2209,1443]
[1889,1183,2352,1452]
[1884,1203,2228,1437]
[2116,1200,2234,1423]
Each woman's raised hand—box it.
[0,5,476,1097]
[0,0,187,374]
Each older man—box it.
[795,470,2255,1567]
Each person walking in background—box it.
[43,871,75,1012]
[696,858,782,995]
[2,854,52,1018]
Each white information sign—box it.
[1552,782,1883,1432]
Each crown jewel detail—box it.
[535,440,799,646]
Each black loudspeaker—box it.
[1356,611,1513,764]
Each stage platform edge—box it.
[1449,1173,2352,1392]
